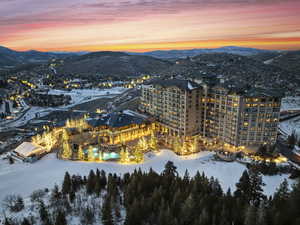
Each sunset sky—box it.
[1,0,300,52]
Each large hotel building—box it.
[139,79,281,148]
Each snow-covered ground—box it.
[279,115,300,137]
[281,97,300,112]
[0,87,128,130]
[0,150,293,204]
[48,87,127,106]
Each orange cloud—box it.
[1,0,300,51]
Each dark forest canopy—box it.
[2,161,300,225]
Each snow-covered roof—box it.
[87,110,148,128]
[14,142,43,158]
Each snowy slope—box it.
[281,97,300,112]
[0,150,293,204]
[279,115,300,137]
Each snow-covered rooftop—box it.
[14,142,43,158]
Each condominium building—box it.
[140,79,282,147]
[201,85,281,147]
[139,79,202,136]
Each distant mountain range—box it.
[1,45,300,93]
[128,46,277,59]
[0,45,277,69]
[0,46,77,69]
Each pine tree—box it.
[62,172,71,195]
[234,170,250,203]
[244,205,257,225]
[54,211,67,225]
[86,170,96,194]
[273,179,290,209]
[50,184,61,206]
[100,170,107,188]
[248,168,265,206]
[21,218,31,225]
[290,179,300,222]
[69,190,75,203]
[163,161,178,177]
[39,200,50,224]
[101,196,114,225]
[183,169,190,186]
[257,202,267,225]
[95,178,102,196]
[4,218,13,225]
[81,207,95,225]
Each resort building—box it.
[13,142,47,162]
[201,85,281,147]
[139,79,202,136]
[58,110,156,161]
[140,79,282,148]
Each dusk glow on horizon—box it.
[1,0,300,52]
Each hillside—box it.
[0,46,74,69]
[55,51,172,77]
[162,53,300,92]
[261,51,300,75]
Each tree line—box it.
[2,161,300,225]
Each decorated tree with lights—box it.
[137,137,148,152]
[133,145,144,163]
[191,137,199,153]
[62,141,72,159]
[149,132,158,151]
[32,134,42,145]
[181,140,189,155]
[120,146,130,163]
[62,129,69,141]
[78,145,85,160]
[173,137,181,153]
[43,131,56,151]
[61,129,72,159]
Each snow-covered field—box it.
[281,97,300,112]
[48,87,127,106]
[279,115,300,137]
[0,150,293,204]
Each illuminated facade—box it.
[140,79,282,148]
[140,79,202,136]
[201,85,281,147]
[57,111,156,161]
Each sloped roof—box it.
[14,142,42,157]
[87,110,147,128]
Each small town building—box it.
[13,142,46,161]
